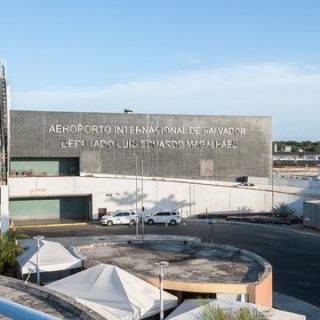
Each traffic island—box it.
[78,238,272,307]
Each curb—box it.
[186,218,320,238]
[15,222,88,229]
[219,220,320,237]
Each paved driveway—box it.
[19,220,320,307]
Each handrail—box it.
[0,297,60,320]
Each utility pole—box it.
[133,153,139,239]
[141,159,144,242]
[0,60,10,235]
[155,261,169,320]
[33,236,44,285]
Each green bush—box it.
[0,230,24,277]
[272,202,296,218]
[201,303,272,320]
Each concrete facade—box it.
[8,175,312,220]
[10,111,272,181]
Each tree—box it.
[0,230,24,277]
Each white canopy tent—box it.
[17,239,83,274]
[46,263,178,320]
[165,299,306,320]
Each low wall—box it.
[0,275,104,320]
[9,175,320,219]
[81,240,273,308]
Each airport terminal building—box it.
[6,110,272,221]
[10,110,272,180]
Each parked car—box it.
[100,211,137,226]
[239,182,255,187]
[144,210,181,225]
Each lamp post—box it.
[271,161,274,223]
[133,153,139,239]
[155,261,169,320]
[141,159,144,242]
[33,235,44,285]
[262,153,274,221]
[269,153,274,224]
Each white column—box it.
[0,186,10,234]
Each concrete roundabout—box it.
[78,236,272,307]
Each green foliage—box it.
[272,202,296,218]
[0,229,23,277]
[201,303,228,320]
[274,140,320,153]
[230,308,271,320]
[15,232,30,240]
[200,300,272,320]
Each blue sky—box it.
[1,0,320,140]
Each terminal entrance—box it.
[9,196,91,223]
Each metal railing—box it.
[0,297,60,320]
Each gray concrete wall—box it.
[10,111,272,181]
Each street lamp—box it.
[208,218,215,242]
[262,153,274,221]
[133,153,139,239]
[155,261,169,320]
[141,159,144,242]
[33,235,44,285]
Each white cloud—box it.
[12,62,320,140]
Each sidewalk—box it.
[189,218,320,238]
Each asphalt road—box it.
[20,221,320,307]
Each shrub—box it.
[272,202,296,218]
[201,302,272,320]
[0,230,24,277]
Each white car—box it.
[144,211,181,225]
[100,211,137,226]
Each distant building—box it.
[284,145,292,153]
[273,152,320,165]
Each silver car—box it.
[144,211,181,225]
[100,211,137,226]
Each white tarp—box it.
[165,299,306,320]
[46,263,178,320]
[17,239,83,274]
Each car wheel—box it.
[148,219,154,225]
[107,220,113,226]
[129,219,135,226]
[170,219,177,225]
